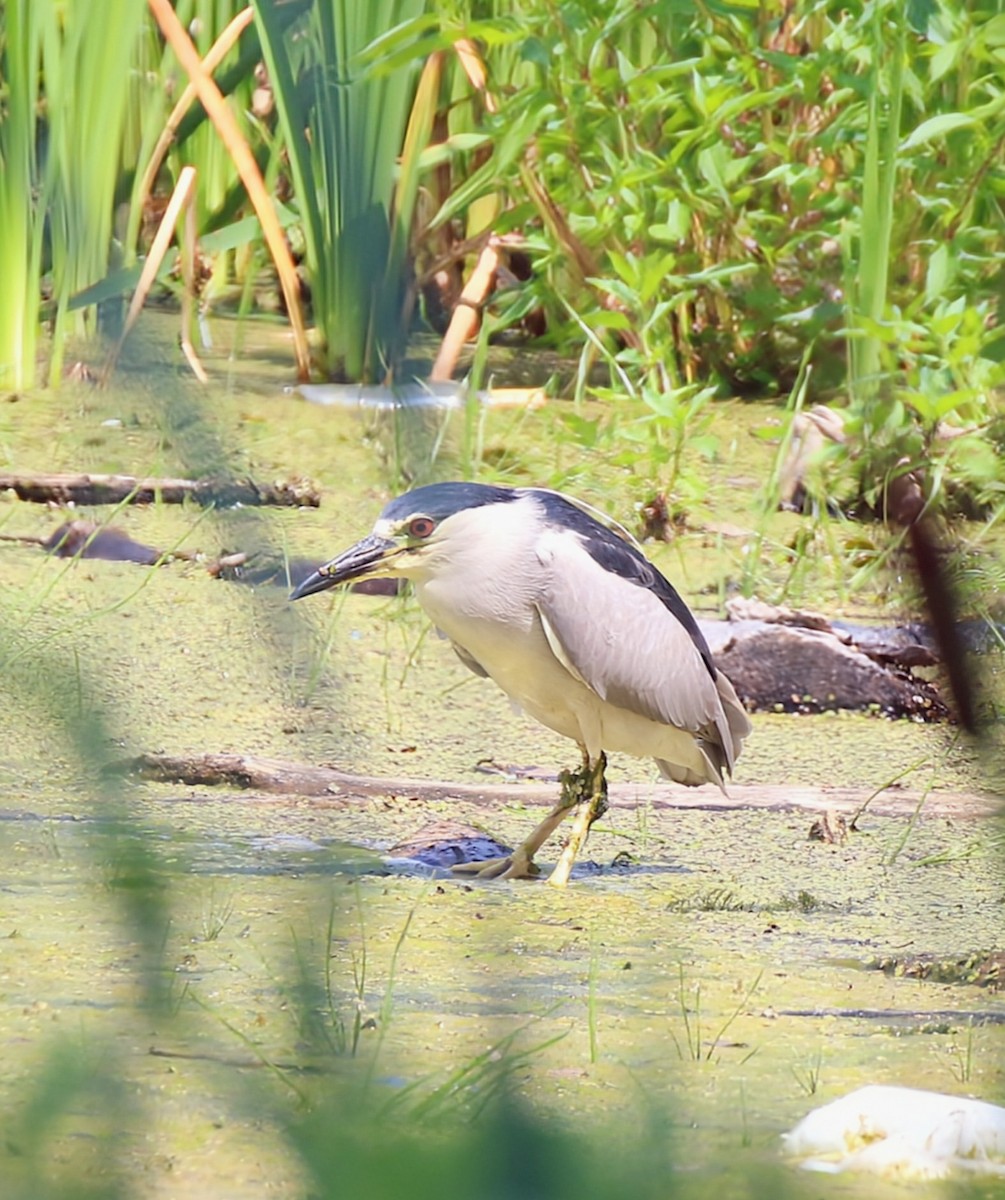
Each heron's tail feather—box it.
[654,669,750,792]
[654,753,726,792]
[716,671,752,771]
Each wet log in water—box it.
[0,519,180,564]
[122,751,367,796]
[115,751,996,820]
[0,470,320,508]
[117,751,481,800]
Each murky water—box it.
[0,315,1002,1197]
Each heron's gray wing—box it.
[534,529,742,765]
[531,489,717,673]
[450,640,489,678]
[431,625,490,677]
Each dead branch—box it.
[119,751,463,798]
[0,471,320,508]
[113,750,997,820]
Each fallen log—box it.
[0,470,320,508]
[118,751,540,802]
[113,751,998,819]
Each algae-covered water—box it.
[1,317,1003,1198]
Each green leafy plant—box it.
[439,1,854,393]
[0,0,148,387]
[253,0,432,382]
[829,1,1005,518]
[422,0,1004,562]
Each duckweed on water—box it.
[1,318,1002,1198]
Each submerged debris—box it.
[808,811,848,844]
[0,519,185,565]
[870,951,1004,991]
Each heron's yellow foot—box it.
[450,773,598,883]
[451,849,541,880]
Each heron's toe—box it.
[450,852,541,880]
[496,848,542,880]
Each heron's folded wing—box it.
[446,635,489,677]
[430,624,490,677]
[534,529,724,737]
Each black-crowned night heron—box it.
[291,482,750,885]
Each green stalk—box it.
[849,0,906,420]
[42,0,148,381]
[253,0,428,382]
[0,1,46,390]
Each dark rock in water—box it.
[713,625,946,719]
[387,821,512,869]
[698,600,985,718]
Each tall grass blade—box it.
[43,0,148,381]
[848,0,906,418]
[253,0,429,382]
[0,2,46,390]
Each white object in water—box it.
[298,381,466,410]
[782,1085,1005,1179]
[297,382,546,411]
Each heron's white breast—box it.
[407,495,712,778]
[407,498,587,739]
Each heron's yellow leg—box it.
[450,799,574,879]
[547,752,608,888]
[451,752,596,881]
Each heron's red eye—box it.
[407,516,436,539]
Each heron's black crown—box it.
[381,482,519,524]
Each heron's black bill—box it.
[289,534,399,600]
